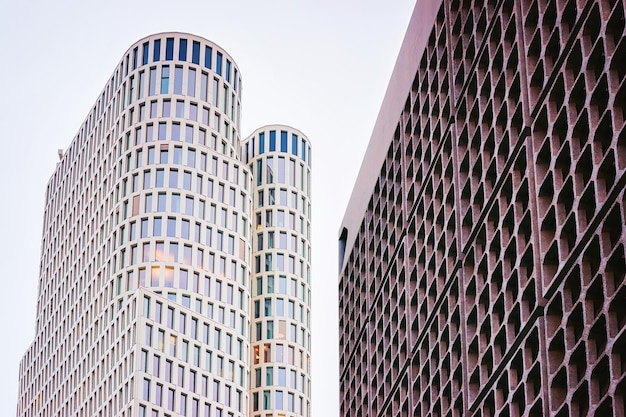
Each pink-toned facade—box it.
[339,0,626,415]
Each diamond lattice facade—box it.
[339,0,626,415]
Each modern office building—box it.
[339,0,626,416]
[16,33,312,417]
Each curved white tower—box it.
[16,33,311,417]
[242,126,312,417]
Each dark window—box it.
[291,134,298,155]
[280,131,288,152]
[301,139,306,161]
[166,38,174,60]
[179,39,187,61]
[270,131,276,152]
[216,52,223,75]
[259,133,265,154]
[192,41,200,64]
[133,47,138,70]
[226,60,231,83]
[204,46,212,69]
[234,69,238,91]
[154,39,161,61]
[142,42,149,65]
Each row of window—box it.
[121,170,249,214]
[134,37,239,90]
[244,130,311,165]
[121,192,250,236]
[251,390,309,414]
[252,319,309,347]
[254,156,310,192]
[125,66,238,127]
[125,97,236,141]
[122,143,250,191]
[252,342,311,371]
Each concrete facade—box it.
[339,0,626,415]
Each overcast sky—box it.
[0,1,414,415]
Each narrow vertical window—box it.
[259,132,265,154]
[174,66,183,94]
[142,42,149,65]
[133,47,138,70]
[280,130,288,152]
[192,41,200,64]
[153,39,161,61]
[201,72,208,101]
[188,68,196,96]
[138,71,145,99]
[270,130,276,152]
[216,52,223,75]
[165,37,174,60]
[292,134,298,155]
[179,38,188,61]
[149,67,156,96]
[205,46,212,69]
[161,66,170,94]
[225,60,231,83]
[212,78,219,106]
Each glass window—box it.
[142,42,149,65]
[216,52,223,75]
[204,46,212,69]
[149,68,157,96]
[259,132,265,154]
[281,131,288,152]
[174,66,183,94]
[278,157,285,183]
[188,68,196,96]
[291,134,298,155]
[269,130,276,152]
[179,38,187,61]
[161,66,170,94]
[192,41,200,64]
[201,72,208,101]
[165,37,174,60]
[153,39,161,61]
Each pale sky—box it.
[0,1,414,416]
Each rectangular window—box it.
[174,66,183,94]
[142,42,149,65]
[154,39,161,61]
[188,68,196,96]
[216,52,223,75]
[166,37,174,60]
[204,46,212,69]
[269,130,276,151]
[133,47,138,69]
[179,38,187,61]
[149,68,156,96]
[281,130,288,152]
[225,60,231,82]
[192,41,200,64]
[291,133,298,155]
[212,78,219,106]
[259,132,265,154]
[161,66,170,94]
[201,72,208,101]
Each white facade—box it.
[16,33,311,417]
[241,126,312,417]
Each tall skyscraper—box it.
[16,33,312,417]
[339,0,626,416]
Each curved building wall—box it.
[17,33,253,417]
[242,126,312,417]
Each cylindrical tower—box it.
[17,33,252,417]
[242,126,312,417]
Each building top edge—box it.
[338,0,443,274]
